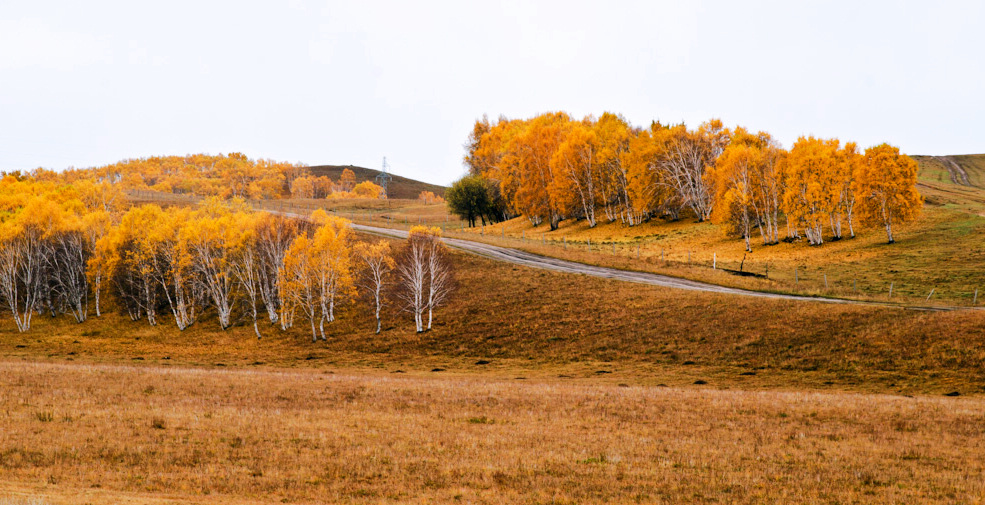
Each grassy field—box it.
[2,360,984,505]
[24,165,981,504]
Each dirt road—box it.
[350,223,862,305]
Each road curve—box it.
[349,223,859,305]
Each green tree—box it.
[446,175,492,227]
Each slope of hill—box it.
[308,164,446,199]
[914,154,985,188]
[913,154,985,215]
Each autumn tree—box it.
[512,112,570,229]
[856,144,922,243]
[396,226,455,332]
[355,240,395,334]
[708,128,785,250]
[782,136,842,245]
[146,207,199,330]
[291,176,315,199]
[82,210,114,316]
[418,191,443,205]
[592,113,635,224]
[255,213,306,329]
[0,199,63,331]
[465,116,524,222]
[835,143,862,238]
[181,199,243,330]
[657,120,728,222]
[107,205,169,324]
[309,211,354,337]
[708,141,758,251]
[283,233,320,340]
[339,168,357,192]
[351,181,382,199]
[229,213,264,338]
[550,122,599,226]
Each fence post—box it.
[661,249,664,261]
[926,288,935,301]
[713,252,716,269]
[795,268,798,284]
[889,282,894,299]
[975,289,979,305]
[612,242,616,255]
[563,237,567,249]
[687,250,691,265]
[587,238,591,251]
[824,274,828,289]
[636,244,640,259]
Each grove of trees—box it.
[0,176,454,335]
[462,112,923,247]
[19,154,384,202]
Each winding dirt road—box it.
[350,223,865,305]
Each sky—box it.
[1,1,983,185]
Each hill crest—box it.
[308,164,446,200]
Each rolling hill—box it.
[913,154,985,215]
[308,164,447,199]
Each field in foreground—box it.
[1,360,984,505]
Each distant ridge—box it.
[308,164,447,199]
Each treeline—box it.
[16,154,384,201]
[461,112,921,247]
[0,176,454,336]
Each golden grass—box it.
[1,360,984,504]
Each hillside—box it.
[913,154,985,215]
[913,154,985,188]
[308,164,446,199]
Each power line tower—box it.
[375,156,393,200]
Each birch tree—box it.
[396,226,455,333]
[182,199,241,330]
[255,213,306,328]
[355,240,395,334]
[856,144,922,243]
[283,234,320,341]
[229,214,264,338]
[309,211,354,338]
[782,136,841,245]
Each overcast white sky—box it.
[2,1,983,185]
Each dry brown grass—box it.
[4,242,985,396]
[2,361,984,504]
